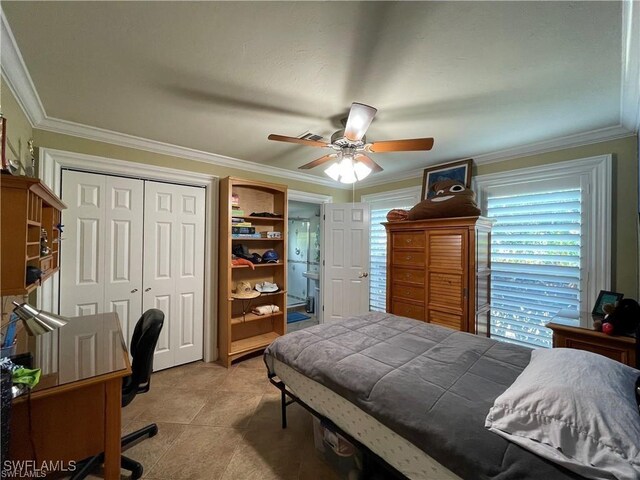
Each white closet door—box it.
[61,171,144,346]
[61,171,107,317]
[143,181,205,370]
[104,177,144,344]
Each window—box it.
[487,187,582,348]
[475,155,612,349]
[362,187,421,312]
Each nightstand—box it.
[546,310,637,368]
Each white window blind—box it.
[363,187,421,312]
[370,208,392,312]
[487,187,582,348]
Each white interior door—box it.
[143,181,205,370]
[60,171,144,346]
[61,171,107,317]
[322,203,370,322]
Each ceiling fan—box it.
[267,102,434,183]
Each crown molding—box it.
[0,8,45,125]
[35,116,343,188]
[356,124,633,188]
[621,0,640,133]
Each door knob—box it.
[145,287,152,292]
[358,272,369,278]
[131,288,138,293]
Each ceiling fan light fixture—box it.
[324,162,342,182]
[353,161,372,181]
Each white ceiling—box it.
[2,1,627,184]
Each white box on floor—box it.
[312,417,363,479]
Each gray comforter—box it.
[264,312,582,480]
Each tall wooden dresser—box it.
[384,216,493,335]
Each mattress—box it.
[270,357,461,480]
[264,312,582,480]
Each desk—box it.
[9,313,131,478]
[547,310,637,367]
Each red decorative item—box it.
[602,322,614,335]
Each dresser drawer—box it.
[428,309,464,331]
[391,284,424,302]
[40,256,53,274]
[392,231,425,249]
[391,250,425,266]
[392,267,425,285]
[391,300,425,321]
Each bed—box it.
[264,312,596,480]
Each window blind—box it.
[487,188,582,349]
[370,206,413,312]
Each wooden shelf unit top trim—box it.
[26,220,40,227]
[1,175,67,210]
[231,311,283,325]
[232,216,285,223]
[384,216,495,230]
[231,237,284,242]
[230,331,280,356]
[227,177,288,192]
[232,263,284,269]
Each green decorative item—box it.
[12,367,41,388]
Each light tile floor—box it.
[90,354,341,480]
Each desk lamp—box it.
[8,301,68,336]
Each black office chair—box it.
[72,309,165,480]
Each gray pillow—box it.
[485,348,640,480]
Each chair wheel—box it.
[149,424,159,437]
[131,464,143,480]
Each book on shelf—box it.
[231,209,245,216]
[233,222,252,227]
[231,233,262,239]
[232,226,255,234]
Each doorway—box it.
[287,200,321,331]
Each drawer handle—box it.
[405,238,413,244]
[405,255,412,261]
[405,273,411,280]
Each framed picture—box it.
[421,159,472,200]
[592,290,624,316]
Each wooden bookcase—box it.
[1,175,66,295]
[218,177,287,367]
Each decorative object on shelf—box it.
[268,102,435,184]
[40,228,50,256]
[250,212,283,218]
[231,281,260,299]
[262,250,280,263]
[255,281,279,293]
[601,298,640,336]
[231,257,255,269]
[592,290,624,316]
[421,159,472,200]
[25,139,36,177]
[261,231,282,239]
[252,304,280,316]
[25,266,42,286]
[407,179,481,220]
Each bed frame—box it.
[268,373,406,479]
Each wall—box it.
[356,136,640,297]
[1,78,33,174]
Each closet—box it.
[384,216,493,335]
[60,170,206,370]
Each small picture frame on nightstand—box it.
[592,290,624,317]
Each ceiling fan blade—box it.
[268,134,329,148]
[298,154,338,170]
[355,154,383,173]
[368,137,434,153]
[344,103,377,142]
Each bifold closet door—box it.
[60,171,144,345]
[143,181,205,370]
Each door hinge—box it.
[322,305,325,312]
[323,214,325,220]
[463,287,468,298]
